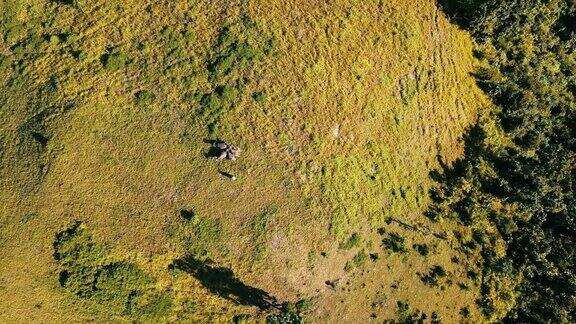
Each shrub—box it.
[252,91,267,103]
[339,233,360,250]
[352,250,368,267]
[382,233,407,253]
[267,300,311,324]
[432,0,576,321]
[53,223,173,319]
[134,90,155,106]
[101,50,129,70]
[412,243,429,256]
[420,265,447,287]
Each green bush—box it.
[420,265,446,287]
[134,90,155,106]
[339,233,360,250]
[267,300,311,324]
[53,223,173,319]
[352,250,368,266]
[101,50,129,70]
[412,243,429,256]
[382,233,407,253]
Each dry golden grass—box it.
[0,0,488,322]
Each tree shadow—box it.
[429,123,485,186]
[169,256,279,310]
[426,124,486,223]
[435,0,487,30]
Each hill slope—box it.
[0,0,487,322]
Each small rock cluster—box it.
[213,141,241,161]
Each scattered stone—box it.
[332,124,340,138]
[212,140,241,161]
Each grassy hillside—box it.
[0,0,488,322]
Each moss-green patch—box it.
[339,232,361,250]
[251,209,275,266]
[101,49,129,70]
[134,90,155,107]
[175,216,224,261]
[196,17,275,135]
[53,222,173,320]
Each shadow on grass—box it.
[203,138,225,158]
[435,0,487,29]
[169,256,279,310]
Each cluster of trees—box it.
[431,0,575,322]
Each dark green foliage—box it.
[412,243,429,256]
[266,300,311,324]
[392,301,429,324]
[197,18,274,135]
[92,262,153,313]
[420,265,447,287]
[433,0,576,322]
[180,209,195,221]
[252,91,267,103]
[382,232,407,253]
[460,306,471,318]
[53,223,173,319]
[53,222,107,268]
[339,233,360,250]
[233,314,253,323]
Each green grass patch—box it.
[339,233,361,250]
[53,222,173,320]
[251,209,275,266]
[178,215,224,260]
[101,49,129,70]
